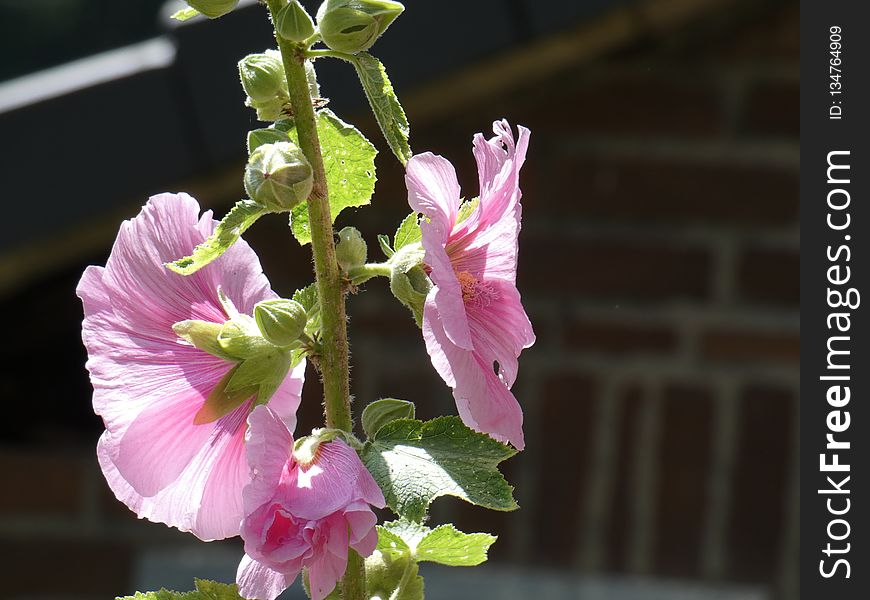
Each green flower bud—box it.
[186,0,239,19]
[246,95,288,122]
[276,0,316,42]
[238,50,287,103]
[254,299,308,347]
[316,0,404,54]
[335,226,367,271]
[244,141,314,211]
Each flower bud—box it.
[186,0,238,18]
[238,50,286,103]
[246,96,288,122]
[254,299,308,347]
[316,0,404,54]
[244,141,313,211]
[276,0,316,42]
[335,226,367,271]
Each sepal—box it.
[362,398,415,438]
[276,0,316,42]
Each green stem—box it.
[266,0,352,434]
[265,4,365,598]
[347,262,391,285]
[305,48,354,62]
[393,558,416,597]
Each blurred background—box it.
[0,0,798,598]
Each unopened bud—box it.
[238,51,286,103]
[186,0,238,18]
[254,299,308,347]
[244,141,313,211]
[276,0,316,42]
[336,226,367,271]
[316,0,404,54]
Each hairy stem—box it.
[266,0,352,433]
[265,2,364,598]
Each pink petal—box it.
[422,228,473,350]
[462,121,530,236]
[244,405,296,515]
[464,279,535,387]
[405,153,461,231]
[307,520,348,600]
[237,554,297,600]
[79,193,305,540]
[287,439,380,521]
[344,501,379,556]
[423,304,525,449]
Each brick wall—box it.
[0,1,798,598]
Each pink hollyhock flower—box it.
[237,406,385,600]
[405,120,534,449]
[77,193,304,541]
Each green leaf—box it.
[171,7,201,21]
[361,416,518,522]
[365,551,424,600]
[379,520,497,567]
[393,212,421,250]
[284,110,377,244]
[167,199,268,275]
[377,233,394,257]
[292,283,322,337]
[247,128,291,154]
[415,524,496,566]
[362,398,416,439]
[117,579,242,600]
[456,197,479,224]
[351,52,412,165]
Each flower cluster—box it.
[78,120,532,599]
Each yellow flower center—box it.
[456,270,497,308]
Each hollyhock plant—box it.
[405,120,534,450]
[236,405,385,600]
[79,3,530,597]
[77,193,305,541]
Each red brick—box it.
[533,373,599,565]
[701,328,800,364]
[370,367,446,422]
[520,238,712,302]
[737,247,799,307]
[653,383,716,577]
[0,452,85,516]
[520,76,723,138]
[605,383,645,571]
[729,385,795,581]
[540,155,798,226]
[704,3,799,64]
[565,318,678,356]
[741,81,800,138]
[0,539,132,596]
